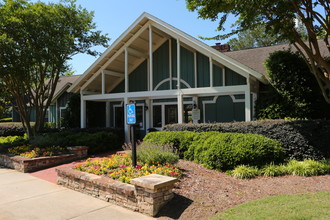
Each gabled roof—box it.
[50,75,80,104]
[225,39,330,77]
[68,12,268,93]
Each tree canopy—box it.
[186,0,330,103]
[0,0,109,136]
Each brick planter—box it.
[56,167,178,216]
[0,146,88,173]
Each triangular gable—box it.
[69,12,267,93]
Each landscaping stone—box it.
[0,146,88,173]
[56,167,178,217]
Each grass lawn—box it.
[210,191,330,220]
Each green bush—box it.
[136,143,179,165]
[261,163,287,177]
[231,165,259,179]
[286,160,330,176]
[143,131,196,158]
[0,135,28,152]
[190,132,284,171]
[30,131,119,154]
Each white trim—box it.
[209,57,213,87]
[177,93,183,124]
[177,38,181,89]
[194,52,197,88]
[149,24,153,91]
[245,79,251,121]
[125,47,128,93]
[154,77,191,90]
[81,85,249,101]
[103,70,124,78]
[169,39,172,90]
[230,95,245,103]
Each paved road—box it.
[0,168,153,220]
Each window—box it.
[153,105,162,127]
[165,105,178,125]
[114,106,124,128]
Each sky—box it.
[65,0,236,75]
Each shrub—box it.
[0,117,12,123]
[286,160,330,176]
[30,131,119,154]
[189,132,284,171]
[0,135,28,151]
[261,163,287,177]
[136,143,179,165]
[163,120,330,160]
[0,123,25,137]
[231,165,259,179]
[143,131,196,158]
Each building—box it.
[13,75,80,128]
[68,12,270,142]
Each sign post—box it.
[126,103,137,167]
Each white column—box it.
[124,97,129,143]
[149,25,153,91]
[209,57,213,87]
[245,78,251,121]
[177,93,183,124]
[105,101,110,127]
[177,38,181,89]
[194,52,197,88]
[125,47,129,93]
[80,93,86,128]
[102,71,105,94]
[145,98,151,132]
[169,39,172,90]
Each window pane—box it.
[115,107,124,128]
[136,106,143,128]
[153,105,162,127]
[165,105,178,125]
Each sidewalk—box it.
[0,167,153,220]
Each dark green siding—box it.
[213,64,223,86]
[129,60,148,92]
[225,67,246,85]
[180,46,194,88]
[203,96,245,123]
[153,41,169,90]
[111,80,125,93]
[171,39,177,89]
[197,52,210,87]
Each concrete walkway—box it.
[0,168,153,220]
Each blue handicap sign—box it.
[126,104,136,124]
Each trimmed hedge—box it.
[143,131,285,170]
[30,131,120,154]
[0,123,25,137]
[162,120,330,160]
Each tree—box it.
[227,23,286,51]
[0,0,109,137]
[186,0,330,103]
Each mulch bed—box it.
[157,160,330,220]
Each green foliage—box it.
[8,145,68,158]
[189,133,284,171]
[260,50,328,119]
[231,160,330,179]
[261,163,287,177]
[0,117,12,122]
[144,131,284,171]
[0,0,109,136]
[210,192,330,220]
[0,135,28,150]
[231,165,259,179]
[143,131,196,158]
[136,143,179,166]
[286,160,330,177]
[30,131,119,155]
[227,23,285,51]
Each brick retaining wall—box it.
[0,146,88,172]
[56,167,177,216]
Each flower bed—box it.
[0,146,88,172]
[56,153,180,216]
[75,153,181,183]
